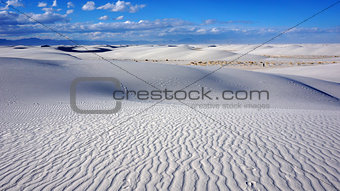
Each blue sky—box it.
[1,0,339,43]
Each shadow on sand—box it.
[57,46,112,53]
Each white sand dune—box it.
[0,44,340,190]
[98,44,239,61]
[214,44,340,56]
[0,46,80,60]
[257,63,340,83]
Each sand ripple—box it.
[0,103,339,190]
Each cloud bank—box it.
[0,0,339,43]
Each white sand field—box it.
[0,44,340,190]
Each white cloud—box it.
[25,7,69,24]
[97,3,114,10]
[80,19,189,32]
[67,2,74,8]
[129,4,145,13]
[7,0,22,7]
[89,31,102,39]
[0,7,68,26]
[0,13,337,44]
[52,0,57,7]
[211,28,219,33]
[196,28,207,33]
[42,7,53,13]
[99,15,108,20]
[66,9,73,15]
[0,0,23,10]
[0,17,190,35]
[115,15,124,20]
[82,1,95,11]
[111,1,127,12]
[38,2,47,7]
[30,12,67,24]
[97,1,146,13]
[202,19,252,25]
[0,11,21,24]
[203,19,216,25]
